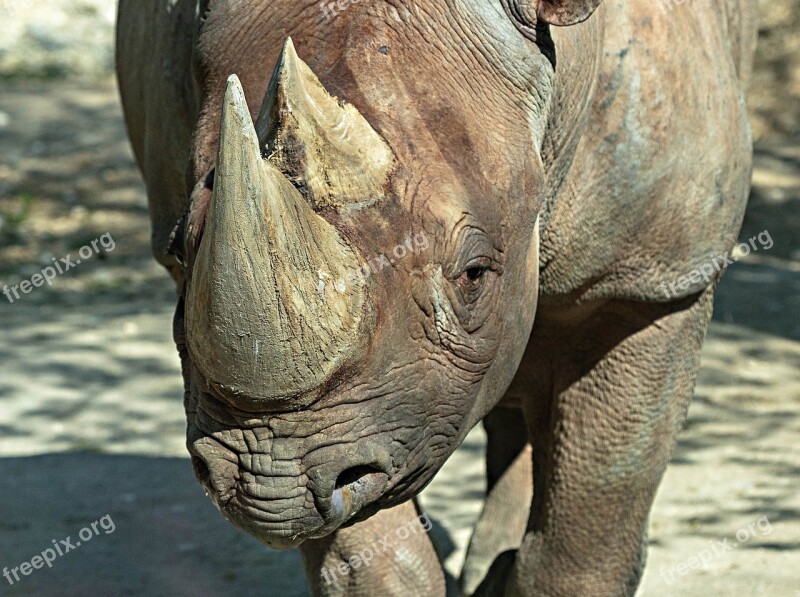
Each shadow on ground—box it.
[0,454,306,597]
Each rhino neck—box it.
[537,9,605,235]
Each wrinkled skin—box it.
[117,0,757,594]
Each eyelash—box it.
[464,265,489,282]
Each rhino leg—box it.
[300,499,445,597]
[479,287,714,596]
[483,407,531,494]
[460,407,531,596]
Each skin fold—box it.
[117,0,757,594]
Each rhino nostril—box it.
[191,455,211,486]
[335,465,382,490]
[329,465,389,523]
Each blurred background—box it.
[0,1,798,595]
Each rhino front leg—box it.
[461,407,531,596]
[494,288,714,596]
[300,500,445,596]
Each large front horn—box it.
[255,38,394,212]
[185,75,371,403]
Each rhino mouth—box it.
[188,447,391,548]
[185,383,400,548]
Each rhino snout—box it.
[187,422,395,546]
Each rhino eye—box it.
[456,257,494,303]
[465,265,488,281]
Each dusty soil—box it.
[0,1,798,596]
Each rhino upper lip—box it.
[190,445,326,545]
[187,418,397,537]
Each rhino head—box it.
[176,0,600,548]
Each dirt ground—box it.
[0,2,799,596]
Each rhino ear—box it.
[538,0,602,25]
[508,0,602,26]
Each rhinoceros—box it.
[117,0,757,594]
